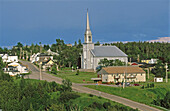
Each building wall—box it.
[102,73,146,83]
[82,43,94,69]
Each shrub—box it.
[103,102,111,109]
[83,107,96,111]
[88,102,103,110]
[141,85,144,89]
[61,79,72,92]
[89,94,94,97]
[58,92,80,103]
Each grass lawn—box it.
[49,69,97,83]
[85,79,170,107]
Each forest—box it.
[0,39,169,68]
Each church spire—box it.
[84,9,92,43]
[86,9,90,31]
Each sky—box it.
[0,0,169,47]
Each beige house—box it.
[98,66,146,83]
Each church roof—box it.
[90,46,127,57]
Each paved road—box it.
[20,60,161,111]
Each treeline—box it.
[0,40,169,67]
[100,41,170,63]
[0,39,83,68]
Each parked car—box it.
[134,84,140,86]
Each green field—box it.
[85,79,170,105]
[49,69,97,83]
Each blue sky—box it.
[0,0,169,46]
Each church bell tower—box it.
[84,9,92,43]
[82,9,94,69]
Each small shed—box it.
[154,77,163,82]
[91,78,102,83]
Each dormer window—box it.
[89,36,91,42]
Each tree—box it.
[51,64,58,74]
[16,42,23,48]
[62,79,72,92]
[152,60,166,77]
[98,58,125,67]
[95,41,100,46]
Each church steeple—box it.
[84,9,92,43]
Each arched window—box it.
[88,36,91,42]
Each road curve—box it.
[20,60,161,111]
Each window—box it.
[89,36,91,42]
[141,73,143,76]
[106,79,107,81]
[117,74,118,76]
[85,36,87,42]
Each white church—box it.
[81,10,128,71]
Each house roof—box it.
[98,66,145,74]
[91,46,127,57]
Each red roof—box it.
[132,63,138,65]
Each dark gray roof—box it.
[90,46,127,57]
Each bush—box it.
[58,92,80,103]
[62,79,72,92]
[141,85,144,89]
[89,94,94,97]
[88,102,103,110]
[103,102,111,109]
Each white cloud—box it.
[148,37,170,43]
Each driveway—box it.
[20,60,161,111]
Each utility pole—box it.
[23,50,25,60]
[148,68,149,79]
[39,62,42,80]
[20,47,22,59]
[123,71,125,89]
[165,63,168,83]
[31,50,32,55]
[26,51,28,60]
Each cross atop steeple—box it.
[84,9,92,43]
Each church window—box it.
[89,36,91,42]
[84,52,86,58]
[85,37,87,42]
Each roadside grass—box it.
[48,69,97,83]
[85,79,170,110]
[69,93,136,111]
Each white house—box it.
[2,54,18,63]
[81,10,128,71]
[30,53,53,63]
[47,49,58,56]
[8,62,28,74]
[0,54,4,57]
[154,77,163,82]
